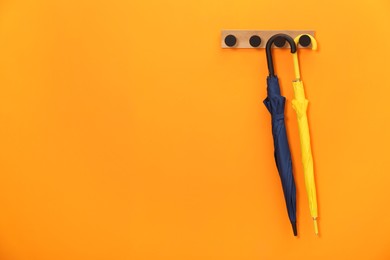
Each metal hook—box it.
[266,34,297,77]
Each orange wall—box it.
[0,0,390,259]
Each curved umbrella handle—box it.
[293,34,318,80]
[266,34,297,77]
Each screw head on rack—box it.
[299,35,311,47]
[249,35,262,47]
[224,34,237,47]
[274,36,286,48]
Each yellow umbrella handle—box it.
[292,34,318,80]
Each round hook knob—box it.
[299,35,312,47]
[274,36,286,48]
[224,35,237,47]
[249,35,262,47]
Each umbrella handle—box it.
[293,34,318,80]
[266,34,297,77]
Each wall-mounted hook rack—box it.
[221,30,315,49]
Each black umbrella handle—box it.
[266,34,297,77]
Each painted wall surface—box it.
[0,0,389,259]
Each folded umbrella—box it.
[263,34,298,236]
[291,34,319,235]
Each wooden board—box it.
[221,30,315,48]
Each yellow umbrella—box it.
[291,34,319,235]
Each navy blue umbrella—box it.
[263,34,298,236]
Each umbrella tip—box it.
[292,222,298,236]
[313,218,319,236]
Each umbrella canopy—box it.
[263,34,298,236]
[291,34,319,235]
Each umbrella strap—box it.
[272,114,284,121]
